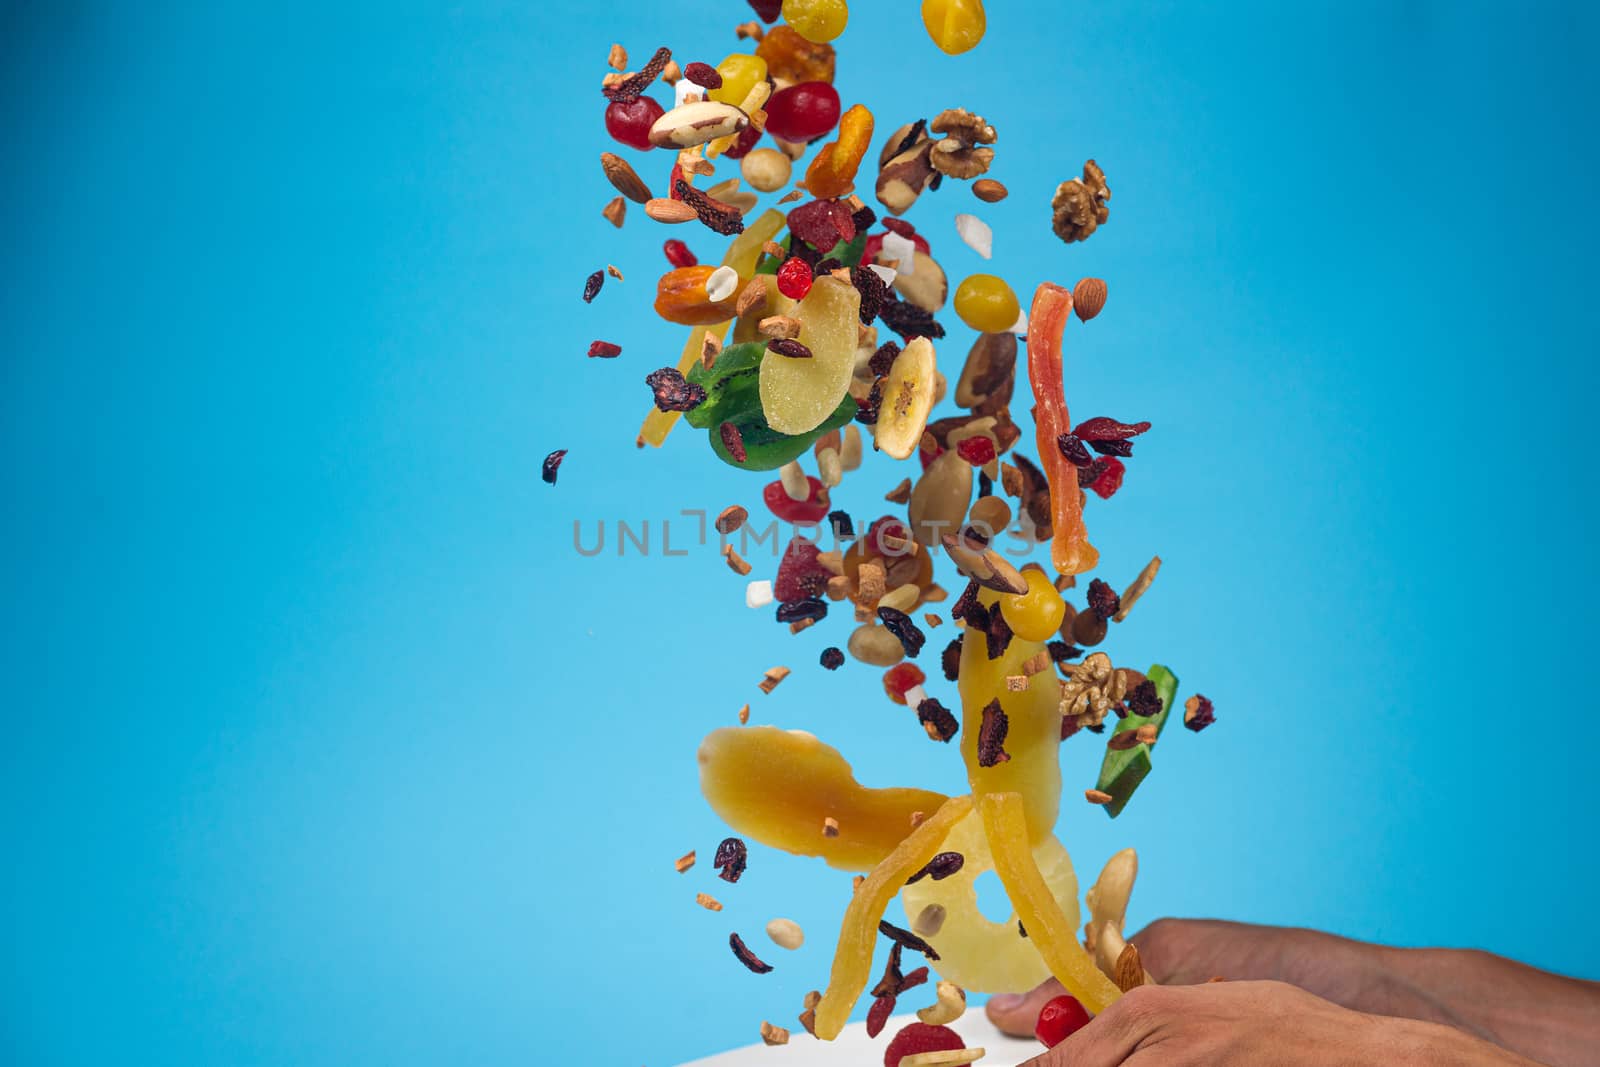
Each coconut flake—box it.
[903,684,928,709]
[746,579,775,609]
[954,213,993,259]
[866,263,898,287]
[1009,307,1029,335]
[881,231,918,275]
[675,79,708,108]
[707,264,739,302]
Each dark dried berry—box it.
[827,509,853,538]
[820,646,845,670]
[850,264,889,325]
[1127,679,1162,718]
[1055,433,1094,468]
[814,256,843,276]
[905,851,965,884]
[866,994,895,1038]
[601,46,672,102]
[878,293,946,340]
[646,367,706,412]
[587,340,622,358]
[747,0,783,22]
[870,942,904,998]
[940,637,963,681]
[729,932,774,974]
[1078,457,1111,488]
[896,966,929,994]
[720,421,748,463]
[1072,416,1152,442]
[1090,437,1134,457]
[541,449,568,485]
[582,269,604,303]
[917,697,959,742]
[877,607,926,658]
[767,337,814,359]
[854,378,882,425]
[713,837,748,883]
[984,605,1013,660]
[978,470,993,497]
[674,179,745,235]
[851,203,877,232]
[1185,693,1217,732]
[950,579,981,625]
[869,340,901,377]
[978,699,1011,767]
[1086,722,1106,733]
[776,597,828,624]
[881,217,917,238]
[1086,578,1120,619]
[879,919,940,960]
[682,61,722,89]
[1047,640,1083,663]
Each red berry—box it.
[604,96,663,151]
[883,1023,964,1067]
[663,239,697,268]
[883,663,927,705]
[722,122,763,160]
[863,230,932,266]
[955,436,997,466]
[764,476,830,524]
[918,444,943,471]
[1035,994,1092,1048]
[1087,456,1126,500]
[667,162,686,199]
[764,81,842,142]
[776,257,813,300]
[865,994,895,1038]
[773,536,833,603]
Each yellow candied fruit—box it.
[756,24,836,85]
[708,53,768,106]
[804,102,874,199]
[921,0,987,55]
[954,273,1021,333]
[999,566,1066,642]
[782,0,849,44]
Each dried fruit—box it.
[730,931,775,973]
[873,336,938,459]
[654,264,740,325]
[540,449,567,484]
[760,275,860,435]
[806,103,875,199]
[1035,993,1092,1047]
[921,0,987,55]
[765,81,842,142]
[1184,693,1216,732]
[883,662,927,704]
[715,836,749,882]
[782,0,849,44]
[645,366,706,412]
[884,1023,966,1067]
[777,256,814,300]
[604,95,665,151]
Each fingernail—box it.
[988,993,1023,1012]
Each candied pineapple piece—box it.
[979,791,1120,1014]
[759,275,860,435]
[698,726,948,871]
[812,794,974,1040]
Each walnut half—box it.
[929,108,997,180]
[1052,159,1111,243]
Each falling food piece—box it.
[738,702,751,724]
[954,213,993,259]
[540,449,568,485]
[725,546,754,576]
[758,665,791,693]
[759,1021,790,1046]
[697,892,725,912]
[601,196,626,227]
[1072,278,1108,322]
[674,850,697,873]
[730,932,775,974]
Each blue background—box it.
[4,1,1596,1064]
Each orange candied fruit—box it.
[654,264,740,325]
[805,103,874,199]
[883,662,927,705]
[755,24,836,85]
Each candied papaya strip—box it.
[813,793,974,1040]
[1026,281,1099,576]
[698,726,948,871]
[956,588,1061,847]
[979,791,1120,1014]
[638,209,787,447]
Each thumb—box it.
[984,977,1064,1038]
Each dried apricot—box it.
[755,24,836,85]
[655,265,742,325]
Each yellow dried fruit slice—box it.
[873,335,937,459]
[900,808,1079,992]
[813,794,974,1040]
[979,791,1120,1014]
[759,275,861,435]
[698,726,948,871]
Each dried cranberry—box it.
[1035,994,1092,1048]
[1085,455,1126,499]
[586,340,622,358]
[862,230,931,265]
[884,1023,964,1067]
[866,994,895,1038]
[776,256,814,299]
[764,81,842,142]
[763,475,830,523]
[682,61,722,89]
[773,538,832,602]
[882,663,926,705]
[721,122,762,159]
[603,96,663,151]
[663,239,697,268]
[747,0,783,22]
[787,198,856,251]
[1086,578,1120,619]
[1073,416,1152,442]
[956,436,996,465]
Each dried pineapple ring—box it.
[698,725,948,871]
[900,809,1079,992]
[873,335,937,459]
[957,588,1061,847]
[759,275,861,435]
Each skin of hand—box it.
[1014,980,1545,1067]
[987,919,1600,1066]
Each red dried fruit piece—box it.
[764,475,830,524]
[764,81,842,142]
[663,239,697,268]
[1086,455,1126,499]
[883,1023,965,1067]
[774,537,833,602]
[667,162,686,199]
[683,61,722,89]
[720,422,748,463]
[863,229,931,265]
[604,96,664,151]
[1035,993,1092,1047]
[587,340,622,358]
[866,994,895,1038]
[865,516,911,554]
[777,256,814,299]
[788,198,856,252]
[722,122,762,160]
[955,436,996,465]
[1072,416,1152,442]
[918,444,944,471]
[747,0,783,22]
[882,663,927,705]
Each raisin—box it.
[1086,578,1120,619]
[645,367,706,412]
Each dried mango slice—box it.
[805,103,874,199]
[813,794,974,1040]
[978,791,1120,1014]
[1026,281,1099,575]
[900,809,1079,992]
[957,589,1061,846]
[639,210,787,448]
[698,726,948,871]
[759,275,861,435]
